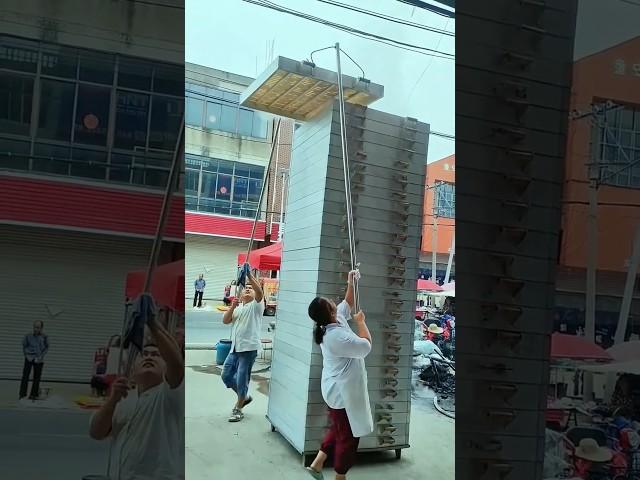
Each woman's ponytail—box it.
[308,297,331,345]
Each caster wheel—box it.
[395,449,401,460]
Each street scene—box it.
[184,0,455,478]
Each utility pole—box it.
[444,235,455,284]
[583,114,600,402]
[432,202,439,283]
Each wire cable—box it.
[241,0,454,60]
[396,0,455,18]
[312,0,455,36]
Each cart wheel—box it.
[271,425,276,432]
[395,449,401,460]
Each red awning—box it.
[237,242,282,271]
[125,259,185,312]
[417,279,443,292]
[551,333,612,361]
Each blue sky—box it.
[186,0,455,162]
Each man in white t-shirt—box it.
[222,266,264,422]
[89,310,184,480]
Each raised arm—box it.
[147,312,184,388]
[247,270,264,303]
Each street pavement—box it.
[0,408,108,480]
[185,306,273,348]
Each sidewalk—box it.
[185,350,454,480]
[0,379,92,412]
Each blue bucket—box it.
[215,339,232,365]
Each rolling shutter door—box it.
[185,234,246,302]
[0,225,150,382]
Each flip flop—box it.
[305,467,324,480]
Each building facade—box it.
[0,1,184,382]
[184,63,293,301]
[556,36,640,344]
[420,154,455,283]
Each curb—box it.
[186,344,216,350]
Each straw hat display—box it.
[427,323,444,335]
[574,438,612,463]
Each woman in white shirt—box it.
[305,270,373,480]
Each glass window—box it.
[205,102,221,130]
[0,137,30,170]
[218,159,234,175]
[70,148,107,180]
[0,36,39,73]
[79,51,115,84]
[234,163,251,178]
[0,74,33,136]
[217,174,232,201]
[220,104,237,133]
[186,195,199,211]
[252,111,268,138]
[249,165,265,179]
[148,95,183,150]
[118,57,153,90]
[223,91,240,103]
[248,178,262,203]
[185,154,202,168]
[233,176,249,202]
[37,79,75,141]
[201,172,217,199]
[41,45,78,78]
[109,152,133,184]
[185,168,200,197]
[202,157,218,173]
[186,96,204,127]
[187,83,207,95]
[153,64,183,96]
[74,85,110,145]
[114,91,149,149]
[33,142,71,175]
[206,87,224,99]
[238,109,253,137]
[136,151,171,187]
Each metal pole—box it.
[583,120,600,401]
[444,235,455,284]
[335,42,359,311]
[143,114,185,293]
[431,216,438,282]
[280,170,286,228]
[238,119,282,297]
[271,126,280,230]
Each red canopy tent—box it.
[417,279,443,292]
[237,242,282,271]
[550,333,612,361]
[125,259,185,312]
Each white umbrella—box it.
[607,341,640,362]
[442,281,455,291]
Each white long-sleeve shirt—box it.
[320,300,374,438]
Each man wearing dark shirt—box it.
[20,320,49,400]
[193,274,206,308]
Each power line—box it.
[395,0,455,18]
[241,0,454,60]
[430,130,455,140]
[125,0,185,9]
[312,0,454,36]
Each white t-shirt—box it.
[231,299,265,352]
[320,300,374,438]
[102,379,184,480]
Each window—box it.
[0,137,30,170]
[118,57,152,90]
[74,85,110,145]
[252,111,268,138]
[0,74,33,136]
[186,97,204,127]
[153,64,183,96]
[149,95,183,150]
[220,104,237,132]
[183,154,264,217]
[41,45,78,79]
[0,36,39,73]
[598,102,640,188]
[115,91,149,149]
[79,51,114,84]
[238,109,253,137]
[38,79,75,141]
[205,102,221,130]
[33,142,71,175]
[70,148,107,180]
[435,182,455,218]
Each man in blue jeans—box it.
[222,266,264,422]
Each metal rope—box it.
[335,43,360,311]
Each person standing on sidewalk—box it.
[19,320,49,400]
[89,305,184,479]
[193,274,206,308]
[221,266,264,422]
[306,270,374,480]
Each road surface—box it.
[0,408,107,480]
